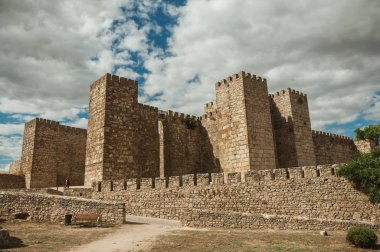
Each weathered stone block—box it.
[244,171,260,183]
[113,179,126,191]
[273,168,288,180]
[168,176,180,188]
[140,178,154,190]
[210,173,224,185]
[155,178,167,189]
[259,170,274,181]
[182,174,195,187]
[288,167,303,179]
[317,165,333,177]
[196,173,210,186]
[126,178,138,191]
[302,166,318,178]
[101,180,113,192]
[226,172,241,184]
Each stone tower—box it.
[215,71,277,173]
[85,74,160,186]
[270,88,316,168]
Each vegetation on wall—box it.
[185,117,197,130]
[337,148,380,204]
[355,124,380,144]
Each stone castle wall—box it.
[0,174,25,189]
[89,164,380,230]
[312,130,357,165]
[15,71,376,188]
[0,191,124,223]
[21,118,87,188]
[8,160,23,176]
[160,112,202,176]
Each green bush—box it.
[337,149,380,203]
[346,226,377,248]
[355,124,380,144]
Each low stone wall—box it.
[181,209,380,231]
[0,191,125,223]
[91,164,380,230]
[0,174,25,189]
[63,188,93,198]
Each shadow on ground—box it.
[0,236,27,250]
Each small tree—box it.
[355,124,380,144]
[337,149,380,203]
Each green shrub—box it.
[355,124,380,144]
[336,149,380,203]
[346,226,377,248]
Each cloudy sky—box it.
[0,0,379,170]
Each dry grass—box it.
[147,228,380,252]
[0,219,119,252]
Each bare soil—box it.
[0,219,118,252]
[2,218,380,252]
[147,229,380,252]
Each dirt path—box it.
[67,215,182,252]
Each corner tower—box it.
[84,73,139,186]
[215,71,277,173]
[270,88,316,167]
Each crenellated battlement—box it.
[31,118,87,134]
[269,88,307,98]
[59,124,87,135]
[200,110,218,121]
[215,71,267,88]
[161,110,199,122]
[105,73,138,86]
[312,130,353,141]
[137,103,159,115]
[94,163,342,192]
[35,118,60,127]
[90,73,138,90]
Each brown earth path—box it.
[67,215,183,252]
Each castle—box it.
[2,71,380,231]
[3,71,371,189]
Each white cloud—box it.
[0,163,10,172]
[65,118,88,129]
[364,95,380,121]
[0,124,24,135]
[0,135,23,161]
[0,0,127,118]
[141,0,380,131]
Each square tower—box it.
[215,71,277,173]
[270,88,316,167]
[84,74,141,186]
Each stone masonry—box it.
[7,71,378,189]
[85,164,380,231]
[19,118,87,188]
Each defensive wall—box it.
[20,118,87,188]
[77,164,380,231]
[0,174,25,189]
[4,71,378,190]
[0,191,125,223]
